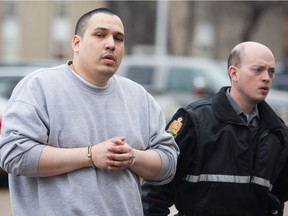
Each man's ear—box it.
[228,66,239,82]
[72,35,81,52]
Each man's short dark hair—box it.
[75,8,117,37]
[227,49,241,69]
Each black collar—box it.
[212,86,284,130]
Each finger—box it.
[107,151,130,161]
[107,159,131,168]
[109,145,129,154]
[110,137,125,145]
[107,166,124,170]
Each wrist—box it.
[129,148,136,168]
[87,145,97,168]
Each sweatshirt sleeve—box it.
[143,94,180,185]
[142,108,197,215]
[0,76,48,177]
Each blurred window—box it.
[273,74,288,91]
[1,2,20,61]
[126,66,155,85]
[4,2,17,17]
[166,67,202,92]
[0,77,22,99]
[54,1,67,17]
[51,1,70,59]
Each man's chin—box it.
[100,68,116,79]
[254,95,267,103]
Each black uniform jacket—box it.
[142,87,288,216]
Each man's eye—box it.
[254,68,262,73]
[115,37,124,42]
[269,69,275,77]
[96,33,104,38]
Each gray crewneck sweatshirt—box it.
[0,63,178,216]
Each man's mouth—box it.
[102,53,116,62]
[259,86,269,93]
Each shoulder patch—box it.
[167,117,183,138]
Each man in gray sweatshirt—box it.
[0,8,179,216]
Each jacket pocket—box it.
[194,184,215,215]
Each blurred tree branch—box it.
[241,2,284,41]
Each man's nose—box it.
[105,36,115,50]
[262,70,273,82]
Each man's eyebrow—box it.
[115,32,125,39]
[92,27,125,37]
[251,64,275,71]
[92,27,108,32]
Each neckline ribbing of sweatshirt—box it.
[65,62,115,95]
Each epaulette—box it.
[185,98,212,111]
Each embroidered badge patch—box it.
[167,117,183,138]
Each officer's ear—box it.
[228,65,239,82]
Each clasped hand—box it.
[91,137,135,170]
